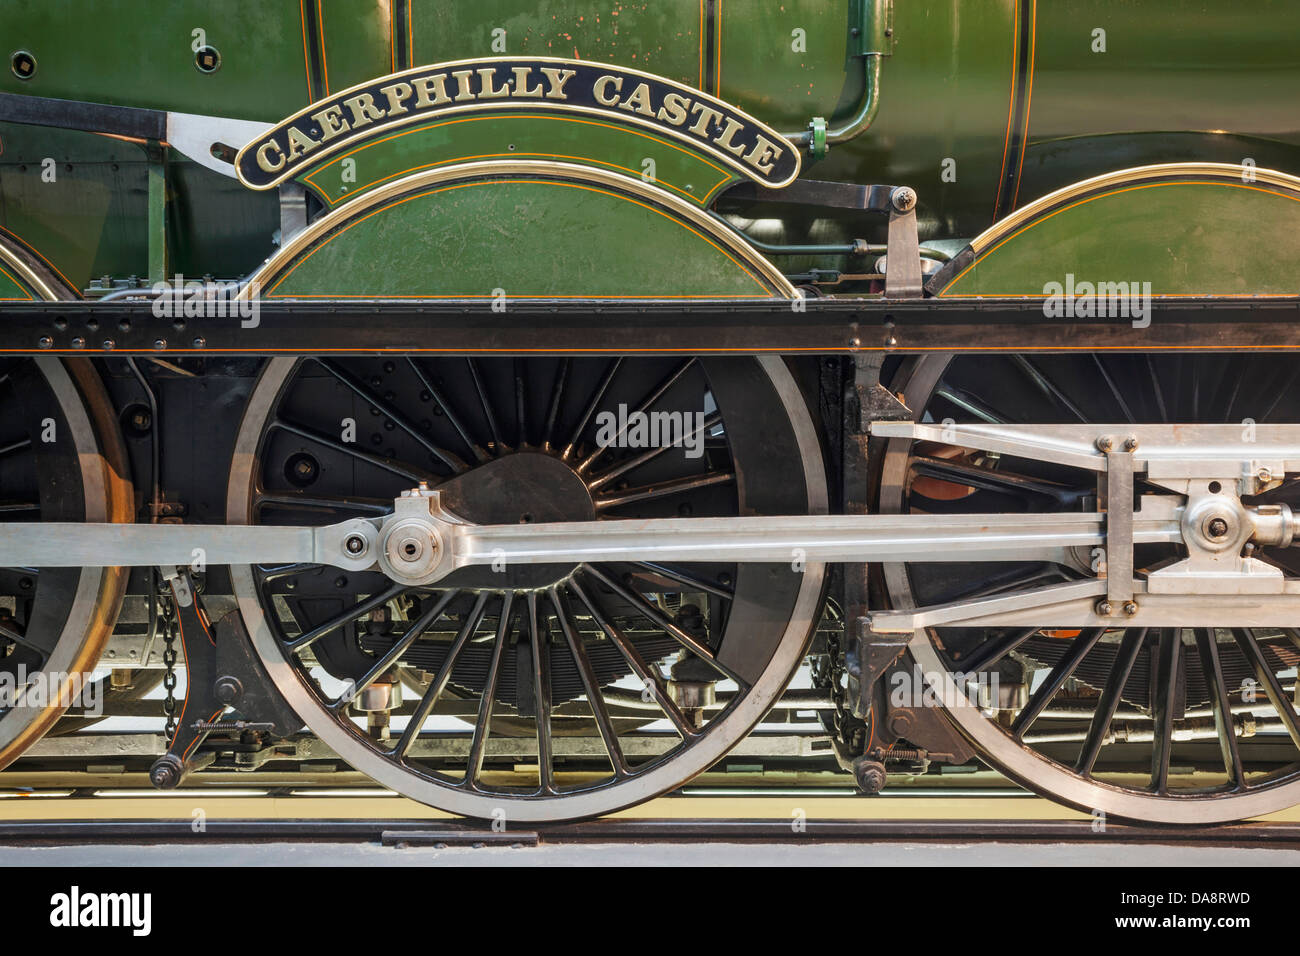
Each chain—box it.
[811,607,866,754]
[160,587,178,742]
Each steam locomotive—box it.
[1,0,1299,824]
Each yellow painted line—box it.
[3,793,1298,823]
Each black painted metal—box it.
[2,298,1299,356]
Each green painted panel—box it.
[1029,1,1300,147]
[0,263,34,300]
[0,0,311,121]
[941,181,1300,296]
[716,0,858,129]
[0,124,279,290]
[720,0,1018,241]
[295,112,738,208]
[319,0,396,96]
[1019,1,1300,210]
[410,0,705,87]
[267,179,777,298]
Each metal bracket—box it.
[278,182,309,246]
[148,573,301,790]
[884,187,922,298]
[1104,445,1135,612]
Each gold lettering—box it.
[285,125,320,161]
[656,92,689,126]
[379,81,414,115]
[540,67,576,100]
[310,105,351,142]
[619,81,656,118]
[688,102,723,137]
[477,67,510,99]
[255,139,286,173]
[412,73,451,108]
[743,134,783,174]
[712,116,749,156]
[512,65,543,97]
[593,74,623,107]
[451,69,477,102]
[342,93,387,128]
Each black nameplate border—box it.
[236,56,801,191]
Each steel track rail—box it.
[1,298,1298,355]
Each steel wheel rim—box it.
[0,357,127,764]
[230,355,826,820]
[880,353,1300,824]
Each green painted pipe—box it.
[789,55,883,157]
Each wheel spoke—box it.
[594,470,735,511]
[1232,628,1300,750]
[527,592,556,794]
[586,412,721,492]
[0,437,32,459]
[542,359,571,453]
[286,582,407,652]
[1145,355,1169,422]
[467,359,504,454]
[315,358,464,472]
[1194,628,1244,789]
[1011,628,1105,737]
[330,590,459,710]
[562,358,622,461]
[406,358,488,464]
[513,359,529,448]
[1149,629,1182,793]
[391,592,490,759]
[933,384,1007,424]
[577,358,696,473]
[633,562,734,600]
[1011,356,1088,423]
[909,456,1088,507]
[550,586,628,778]
[465,592,513,791]
[958,627,1038,675]
[1074,628,1147,775]
[255,490,392,515]
[270,417,430,482]
[570,575,698,739]
[1090,356,1137,422]
[581,563,746,687]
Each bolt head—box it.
[1096,601,1114,616]
[890,186,917,212]
[1207,517,1230,539]
[1096,436,1114,453]
[1123,436,1139,451]
[344,534,367,555]
[1123,601,1139,616]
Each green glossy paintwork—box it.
[4,0,1300,288]
[0,0,314,122]
[713,0,1018,241]
[409,0,706,87]
[0,124,278,290]
[266,179,778,298]
[294,112,739,208]
[1019,0,1300,209]
[0,262,34,300]
[319,0,396,96]
[940,180,1300,296]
